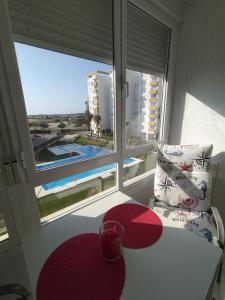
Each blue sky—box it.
[15,43,111,115]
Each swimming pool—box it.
[36,144,135,191]
[42,158,134,191]
[36,144,113,171]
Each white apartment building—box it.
[87,71,113,135]
[87,70,161,140]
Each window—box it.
[15,44,115,169]
[125,69,164,148]
[123,2,170,177]
[0,0,172,234]
[9,0,116,221]
[123,152,157,183]
[37,163,116,221]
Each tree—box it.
[74,116,86,127]
[39,122,49,129]
[39,122,49,142]
[54,118,61,123]
[58,122,66,129]
[93,115,101,137]
[84,101,93,132]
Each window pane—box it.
[123,151,157,182]
[36,163,117,221]
[0,210,9,242]
[15,43,115,169]
[125,69,164,148]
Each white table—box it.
[22,191,223,300]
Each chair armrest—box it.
[211,206,225,248]
[149,198,156,209]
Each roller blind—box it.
[7,0,113,64]
[127,2,170,76]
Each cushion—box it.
[153,204,217,244]
[154,144,213,211]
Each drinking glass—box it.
[99,221,124,261]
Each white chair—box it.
[149,144,224,298]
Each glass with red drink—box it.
[99,221,124,261]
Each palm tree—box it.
[84,101,93,134]
[93,115,101,137]
[39,122,49,142]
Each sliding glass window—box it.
[0,0,171,226]
[8,0,116,220]
[123,2,170,183]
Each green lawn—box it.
[74,136,108,147]
[38,175,116,218]
[37,150,156,219]
[38,189,93,218]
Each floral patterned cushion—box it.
[154,144,213,211]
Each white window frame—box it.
[0,0,178,248]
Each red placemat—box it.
[37,233,125,300]
[103,203,163,248]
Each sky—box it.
[15,43,111,115]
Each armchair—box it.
[149,144,224,298]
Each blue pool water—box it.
[36,145,112,171]
[47,144,84,156]
[42,158,134,191]
[36,145,135,191]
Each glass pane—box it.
[0,210,9,242]
[125,69,164,149]
[15,43,115,170]
[36,163,117,221]
[123,151,157,182]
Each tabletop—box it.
[21,191,223,300]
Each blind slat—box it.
[8,0,113,64]
[128,38,167,60]
[128,25,168,47]
[127,2,170,76]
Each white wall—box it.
[0,244,32,299]
[170,0,225,222]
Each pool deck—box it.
[35,158,142,198]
